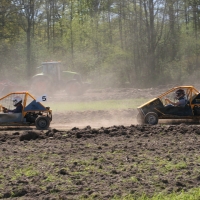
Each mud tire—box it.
[35,116,50,130]
[144,112,158,125]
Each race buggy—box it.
[137,86,200,125]
[0,92,52,129]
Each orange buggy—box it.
[137,86,200,125]
[0,92,52,129]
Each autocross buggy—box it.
[137,86,200,125]
[0,92,52,129]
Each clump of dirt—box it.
[1,124,200,199]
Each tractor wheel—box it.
[35,116,50,130]
[66,80,81,96]
[144,112,158,125]
[30,77,51,97]
[136,113,145,124]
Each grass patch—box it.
[12,166,39,180]
[43,174,57,183]
[43,99,147,112]
[165,161,187,171]
[113,188,200,200]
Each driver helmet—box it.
[13,96,22,106]
[175,89,185,99]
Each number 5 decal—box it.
[42,95,47,101]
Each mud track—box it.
[1,124,200,199]
[1,86,200,199]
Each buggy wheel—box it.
[144,112,158,125]
[35,116,50,130]
[136,113,144,124]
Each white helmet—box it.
[13,96,22,106]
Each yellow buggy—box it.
[0,92,52,129]
[137,86,200,125]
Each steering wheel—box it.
[2,107,8,113]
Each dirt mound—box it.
[1,124,200,199]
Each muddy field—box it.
[1,86,200,199]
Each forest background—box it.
[0,0,200,88]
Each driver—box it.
[3,96,23,113]
[165,89,187,107]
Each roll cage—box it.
[157,86,199,109]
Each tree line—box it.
[0,0,200,88]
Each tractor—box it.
[30,61,89,96]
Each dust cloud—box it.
[50,113,132,130]
[49,85,200,129]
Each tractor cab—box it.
[38,61,82,83]
[37,61,61,80]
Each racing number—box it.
[42,95,47,101]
